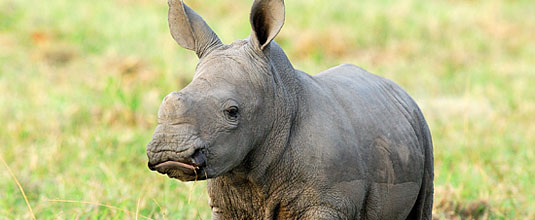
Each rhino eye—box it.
[225,106,239,121]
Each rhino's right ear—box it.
[168,0,222,58]
[249,0,285,51]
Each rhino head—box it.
[147,0,291,181]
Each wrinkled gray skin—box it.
[146,0,434,219]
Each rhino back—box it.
[287,64,429,218]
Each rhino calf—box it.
[146,0,434,219]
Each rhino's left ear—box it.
[249,0,285,51]
[168,0,222,58]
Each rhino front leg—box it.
[301,207,350,220]
[210,207,242,220]
[210,208,224,220]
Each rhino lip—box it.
[147,149,208,180]
[148,159,203,178]
[154,161,197,171]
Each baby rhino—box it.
[146,0,434,219]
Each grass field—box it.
[1,0,534,219]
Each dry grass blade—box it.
[151,198,166,220]
[0,154,36,220]
[189,169,199,204]
[47,199,154,220]
[136,182,149,220]
[136,196,142,220]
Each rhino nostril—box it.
[190,149,207,167]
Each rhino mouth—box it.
[155,160,198,171]
[148,149,208,181]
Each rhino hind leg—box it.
[405,165,433,220]
[406,119,434,220]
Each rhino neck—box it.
[220,41,302,187]
[207,42,304,218]
[247,41,301,182]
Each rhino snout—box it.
[146,134,209,181]
[146,147,206,170]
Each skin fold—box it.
[146,0,434,219]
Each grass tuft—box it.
[46,199,153,220]
[0,154,36,220]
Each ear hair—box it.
[168,0,222,58]
[250,0,285,51]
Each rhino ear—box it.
[249,0,285,51]
[168,0,222,58]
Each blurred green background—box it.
[1,0,534,219]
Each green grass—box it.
[1,0,534,219]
